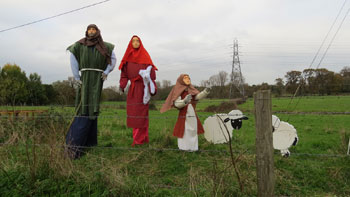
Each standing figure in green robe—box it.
[65,24,116,159]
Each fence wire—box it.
[0,142,349,158]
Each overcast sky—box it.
[1,0,350,87]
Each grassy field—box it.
[1,96,350,196]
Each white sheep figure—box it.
[203,110,248,144]
[272,115,299,157]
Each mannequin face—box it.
[183,75,191,85]
[132,37,140,49]
[87,27,97,37]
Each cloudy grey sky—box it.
[1,0,350,87]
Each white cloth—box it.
[177,104,199,151]
[139,65,156,105]
[69,50,117,81]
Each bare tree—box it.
[162,80,172,88]
[155,81,161,89]
[218,71,228,87]
[200,80,210,87]
[209,74,221,87]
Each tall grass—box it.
[1,96,350,196]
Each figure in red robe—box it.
[119,35,158,146]
[160,74,210,151]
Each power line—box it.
[284,0,349,119]
[0,0,112,33]
[286,7,350,120]
[297,0,347,70]
[302,0,347,84]
[316,7,350,69]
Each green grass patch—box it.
[1,96,350,196]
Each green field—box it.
[1,96,350,196]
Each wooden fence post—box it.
[254,90,274,197]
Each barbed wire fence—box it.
[0,98,349,155]
[0,0,350,194]
[1,93,350,195]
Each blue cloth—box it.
[66,116,98,159]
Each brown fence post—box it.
[254,90,274,197]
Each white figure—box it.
[203,110,248,144]
[272,115,299,157]
[160,74,210,151]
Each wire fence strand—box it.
[1,142,349,158]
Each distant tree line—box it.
[199,67,350,98]
[277,67,350,96]
[1,63,350,106]
[101,66,350,102]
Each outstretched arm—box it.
[195,88,210,100]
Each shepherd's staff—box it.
[66,80,83,134]
[65,68,105,133]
